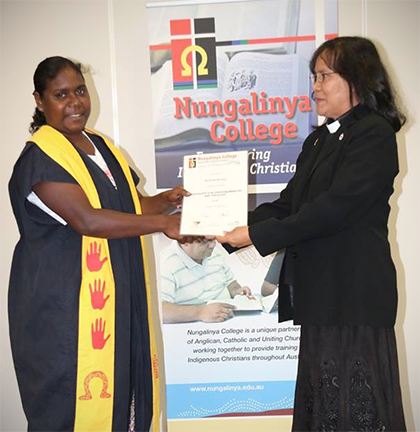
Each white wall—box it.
[1,1,418,431]
[346,2,420,430]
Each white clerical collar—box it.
[327,120,341,134]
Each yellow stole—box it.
[30,125,160,432]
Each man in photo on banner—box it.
[160,239,251,323]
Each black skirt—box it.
[292,325,406,432]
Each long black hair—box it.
[30,56,84,134]
[310,36,406,132]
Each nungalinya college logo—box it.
[188,157,197,168]
[170,18,217,90]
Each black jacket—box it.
[249,105,399,327]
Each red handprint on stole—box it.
[91,318,110,350]
[86,242,108,272]
[89,279,110,310]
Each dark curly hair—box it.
[310,36,406,132]
[30,56,84,134]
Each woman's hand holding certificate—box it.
[216,226,252,248]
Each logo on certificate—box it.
[188,157,197,168]
[170,18,217,90]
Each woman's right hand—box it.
[216,226,252,248]
[162,213,182,241]
[162,213,204,243]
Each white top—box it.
[160,242,235,305]
[27,132,116,225]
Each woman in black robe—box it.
[218,36,407,431]
[9,56,189,432]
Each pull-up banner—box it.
[147,0,337,421]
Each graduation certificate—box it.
[180,151,248,236]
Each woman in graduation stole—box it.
[8,56,188,432]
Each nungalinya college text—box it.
[173,91,312,145]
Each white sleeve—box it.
[27,191,67,225]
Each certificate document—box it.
[180,151,248,236]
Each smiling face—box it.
[312,56,358,120]
[34,67,91,139]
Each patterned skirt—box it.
[292,325,406,432]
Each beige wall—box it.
[1,1,418,431]
[361,2,420,431]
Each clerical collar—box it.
[327,120,341,133]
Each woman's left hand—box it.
[216,226,252,248]
[163,185,191,208]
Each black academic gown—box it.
[8,132,152,432]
